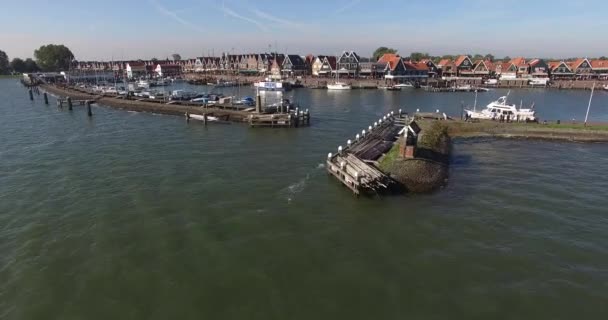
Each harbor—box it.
[3,76,608,319]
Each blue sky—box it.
[1,0,607,60]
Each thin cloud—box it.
[335,0,361,13]
[221,6,268,32]
[251,9,305,30]
[150,0,205,33]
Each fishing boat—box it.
[465,93,536,121]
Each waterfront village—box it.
[67,51,608,89]
[22,48,608,195]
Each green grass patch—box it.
[378,141,401,172]
[0,75,20,79]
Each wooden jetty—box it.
[38,84,311,128]
[327,111,407,195]
[248,110,310,128]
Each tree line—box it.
[0,44,74,74]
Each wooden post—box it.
[203,113,207,125]
[43,92,49,105]
[255,94,262,113]
[57,99,63,108]
[67,97,73,110]
[86,101,92,116]
[28,89,34,100]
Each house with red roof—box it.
[528,59,549,77]
[590,60,608,79]
[437,58,456,77]
[126,62,154,79]
[548,61,574,79]
[377,53,407,80]
[437,55,474,78]
[454,55,475,77]
[419,59,440,78]
[569,58,593,79]
[495,61,518,79]
[472,60,494,77]
[154,63,181,77]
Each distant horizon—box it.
[2,0,608,61]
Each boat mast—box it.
[584,82,595,126]
[473,89,478,112]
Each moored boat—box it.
[465,94,536,121]
[253,78,286,91]
[327,82,352,90]
[393,82,414,88]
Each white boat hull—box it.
[188,114,219,122]
[327,84,352,90]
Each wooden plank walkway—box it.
[326,111,407,195]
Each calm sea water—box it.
[1,78,608,319]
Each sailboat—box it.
[327,55,352,90]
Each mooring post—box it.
[43,92,49,105]
[28,89,34,100]
[57,99,63,108]
[255,94,262,113]
[86,101,92,116]
[203,113,207,125]
[67,97,73,110]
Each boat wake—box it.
[282,174,310,204]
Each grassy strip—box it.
[378,140,401,172]
[0,75,20,79]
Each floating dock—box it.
[326,111,407,195]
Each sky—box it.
[1,0,608,61]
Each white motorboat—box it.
[393,82,414,88]
[170,90,198,101]
[137,80,151,89]
[603,84,608,91]
[254,78,285,91]
[154,79,170,86]
[378,85,401,91]
[529,78,550,86]
[186,113,219,122]
[327,82,352,90]
[465,94,536,121]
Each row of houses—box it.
[436,56,608,80]
[73,52,608,81]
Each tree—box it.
[10,58,26,73]
[502,56,511,62]
[24,58,39,73]
[373,47,398,61]
[151,58,159,62]
[472,54,484,60]
[171,53,181,61]
[34,44,74,71]
[484,53,495,61]
[410,52,430,62]
[0,50,8,74]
